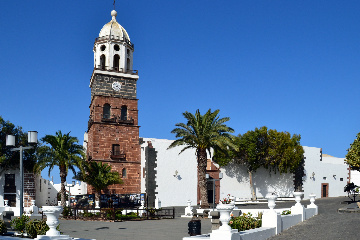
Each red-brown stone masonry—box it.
[87,95,141,195]
[88,124,140,162]
[90,96,139,125]
[24,172,36,207]
[87,161,141,194]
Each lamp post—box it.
[206,172,223,211]
[6,131,38,216]
[65,181,75,207]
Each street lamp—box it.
[6,131,38,216]
[206,172,223,211]
[65,181,75,207]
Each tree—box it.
[35,131,84,208]
[214,126,304,200]
[168,109,235,208]
[346,132,360,171]
[75,161,122,206]
[0,116,37,172]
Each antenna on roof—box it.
[113,0,116,10]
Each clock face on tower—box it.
[112,81,121,91]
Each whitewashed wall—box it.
[35,176,58,207]
[302,146,348,199]
[53,181,88,196]
[141,138,198,207]
[0,169,21,216]
[220,162,294,200]
[138,139,349,207]
[351,170,360,186]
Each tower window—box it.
[112,144,120,156]
[121,106,127,120]
[114,44,120,51]
[103,104,111,119]
[127,49,130,56]
[100,45,106,51]
[100,54,106,70]
[113,54,120,71]
[122,168,127,178]
[4,174,16,193]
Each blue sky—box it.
[1,0,360,183]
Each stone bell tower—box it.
[86,10,141,194]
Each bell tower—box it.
[86,10,141,194]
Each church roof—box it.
[99,10,130,42]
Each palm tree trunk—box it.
[95,190,100,208]
[197,148,209,208]
[249,170,257,201]
[60,166,67,209]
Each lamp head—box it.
[6,135,15,147]
[28,131,38,144]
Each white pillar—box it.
[307,194,318,215]
[291,192,305,221]
[262,194,281,234]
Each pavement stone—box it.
[57,197,360,240]
[59,217,212,240]
[268,196,360,240]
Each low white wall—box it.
[238,227,276,240]
[281,214,301,231]
[304,207,316,220]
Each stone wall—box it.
[90,74,137,99]
[86,93,141,195]
[24,172,36,207]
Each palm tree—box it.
[75,161,122,207]
[35,131,84,208]
[168,109,235,208]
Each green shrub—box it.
[82,212,94,218]
[281,210,291,215]
[25,220,61,238]
[229,212,262,231]
[11,215,30,235]
[147,208,161,216]
[25,219,49,238]
[62,206,73,217]
[105,209,114,219]
[127,212,138,217]
[0,220,7,235]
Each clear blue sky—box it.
[1,0,359,183]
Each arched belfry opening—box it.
[100,54,106,70]
[113,54,120,71]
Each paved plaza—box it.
[58,197,360,240]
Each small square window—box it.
[323,177,327,180]
[340,178,343,181]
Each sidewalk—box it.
[268,196,360,240]
[59,217,212,240]
[58,197,359,240]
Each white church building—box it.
[139,138,349,207]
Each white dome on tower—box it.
[99,10,130,41]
